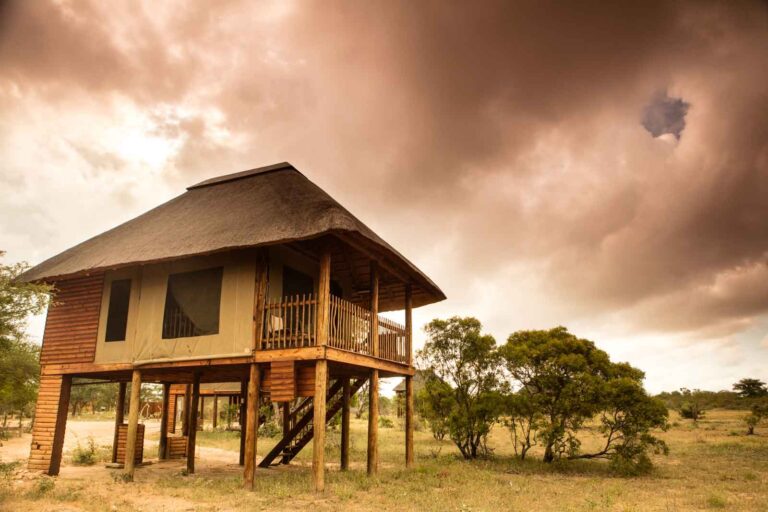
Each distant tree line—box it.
[415,317,668,475]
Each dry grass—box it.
[1,409,767,511]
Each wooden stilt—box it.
[312,360,328,491]
[405,284,414,468]
[124,370,142,481]
[243,364,261,489]
[282,402,290,436]
[367,369,379,475]
[405,376,414,467]
[182,384,191,436]
[187,373,200,474]
[212,396,218,429]
[341,378,351,471]
[367,261,380,476]
[112,382,127,463]
[158,383,170,460]
[200,396,205,429]
[50,375,72,476]
[239,379,247,466]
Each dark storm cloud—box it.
[1,0,768,339]
[642,92,690,139]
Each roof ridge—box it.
[187,162,297,190]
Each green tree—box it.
[504,391,540,460]
[678,388,706,422]
[744,402,768,435]
[0,253,51,433]
[733,378,768,398]
[415,371,453,442]
[416,317,503,459]
[501,327,668,472]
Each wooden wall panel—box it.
[168,436,188,458]
[115,424,145,464]
[28,374,71,473]
[40,274,104,366]
[297,365,315,397]
[270,361,296,402]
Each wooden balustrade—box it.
[260,294,409,363]
[261,294,318,350]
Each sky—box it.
[1,0,767,394]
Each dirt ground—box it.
[1,411,767,512]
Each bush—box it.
[71,436,97,465]
[378,416,394,428]
[27,476,55,499]
[258,421,281,438]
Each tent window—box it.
[105,279,131,342]
[162,267,223,339]
[282,266,314,297]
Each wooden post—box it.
[48,375,72,476]
[282,402,290,436]
[405,284,414,467]
[200,396,205,429]
[252,250,269,352]
[370,262,379,358]
[124,370,142,481]
[312,360,328,491]
[316,247,332,347]
[367,261,380,476]
[158,383,170,460]
[341,378,351,471]
[212,396,218,429]
[187,373,200,474]
[182,384,191,436]
[405,376,414,467]
[112,382,127,463]
[367,370,379,475]
[239,379,247,466]
[243,364,260,489]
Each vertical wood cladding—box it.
[28,374,71,473]
[40,274,105,365]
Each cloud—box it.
[1,0,767,391]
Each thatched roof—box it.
[22,163,445,310]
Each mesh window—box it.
[162,267,223,339]
[105,279,131,342]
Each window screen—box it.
[162,267,223,339]
[282,266,314,297]
[105,279,131,342]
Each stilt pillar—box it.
[405,284,414,468]
[158,383,170,459]
[239,379,247,466]
[112,382,127,463]
[405,376,414,467]
[124,370,142,481]
[312,360,328,491]
[341,378,351,471]
[243,363,260,489]
[212,396,218,429]
[187,373,200,474]
[367,261,380,476]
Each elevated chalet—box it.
[23,162,445,490]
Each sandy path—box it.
[0,418,238,467]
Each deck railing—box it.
[260,293,408,364]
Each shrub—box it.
[71,436,97,465]
[378,416,394,428]
[27,476,55,499]
[258,421,281,438]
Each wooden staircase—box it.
[259,377,368,467]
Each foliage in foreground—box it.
[0,252,51,426]
[417,318,668,474]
